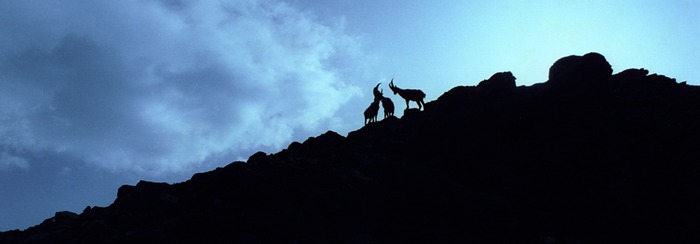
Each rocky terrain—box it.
[2,53,700,243]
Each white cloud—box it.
[0,0,368,175]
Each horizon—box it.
[2,0,699,231]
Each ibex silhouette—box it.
[372,83,382,100]
[388,78,425,110]
[373,83,394,118]
[364,97,381,125]
[380,92,394,118]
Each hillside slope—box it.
[3,53,700,243]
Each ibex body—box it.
[389,79,425,110]
[381,96,394,118]
[372,83,395,118]
[364,98,381,125]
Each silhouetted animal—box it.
[372,83,382,100]
[389,78,425,110]
[364,97,381,125]
[371,83,395,118]
[373,84,394,118]
[380,94,394,118]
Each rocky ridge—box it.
[2,53,700,243]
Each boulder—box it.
[477,71,517,92]
[548,52,612,85]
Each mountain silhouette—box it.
[3,53,700,243]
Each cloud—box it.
[0,152,29,171]
[0,0,368,174]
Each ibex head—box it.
[389,78,399,95]
[373,83,382,100]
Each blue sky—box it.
[1,0,699,230]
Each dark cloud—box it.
[0,0,369,175]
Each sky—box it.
[1,0,699,231]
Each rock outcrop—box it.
[3,53,700,243]
[548,52,613,87]
[476,71,517,92]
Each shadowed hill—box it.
[3,53,700,243]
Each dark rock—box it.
[305,130,345,146]
[287,141,302,151]
[116,184,136,200]
[548,52,613,85]
[617,68,649,79]
[54,211,78,222]
[135,180,170,190]
[402,108,422,119]
[4,53,700,243]
[247,151,267,164]
[476,71,516,92]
